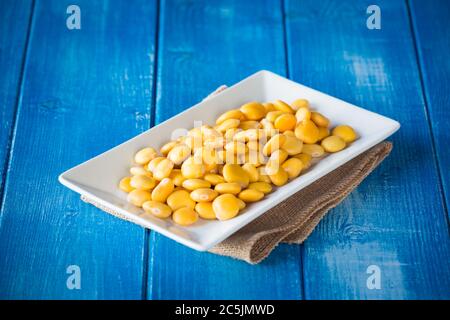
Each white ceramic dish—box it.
[59,70,400,251]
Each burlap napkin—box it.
[80,86,393,264]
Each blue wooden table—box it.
[0,0,449,300]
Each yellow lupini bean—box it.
[166,190,196,211]
[248,182,272,194]
[265,149,289,175]
[260,118,275,130]
[212,194,241,220]
[233,129,249,142]
[291,98,309,110]
[241,163,259,182]
[224,128,241,142]
[295,120,320,144]
[203,173,225,186]
[181,156,206,179]
[294,153,312,169]
[295,107,311,122]
[190,188,218,202]
[119,177,134,193]
[215,182,242,195]
[153,158,174,180]
[317,126,330,141]
[250,130,263,141]
[237,198,246,210]
[284,130,295,137]
[147,157,165,173]
[238,128,265,142]
[176,135,186,143]
[172,207,198,226]
[216,118,240,133]
[239,120,261,130]
[258,154,271,168]
[274,113,297,132]
[195,202,216,220]
[311,112,330,127]
[201,126,221,141]
[281,135,303,155]
[263,133,286,156]
[204,136,224,149]
[182,179,211,190]
[240,101,266,120]
[321,135,346,152]
[167,144,191,165]
[130,166,151,177]
[130,174,157,190]
[151,178,174,202]
[193,147,217,172]
[266,110,284,123]
[332,125,357,143]
[222,164,249,187]
[243,151,260,168]
[281,158,303,179]
[269,168,289,186]
[273,100,295,113]
[263,102,276,112]
[302,144,325,157]
[169,169,186,186]
[143,201,172,218]
[134,147,157,165]
[238,189,264,202]
[225,141,248,155]
[257,166,272,183]
[188,126,202,137]
[216,109,245,125]
[263,127,278,140]
[160,141,177,156]
[208,167,218,174]
[127,189,152,207]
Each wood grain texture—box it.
[409,0,450,219]
[0,0,157,299]
[148,0,303,300]
[285,0,450,299]
[0,0,33,198]
[1,0,448,300]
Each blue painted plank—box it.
[0,0,157,299]
[285,0,450,299]
[409,0,450,219]
[0,0,33,198]
[148,0,303,299]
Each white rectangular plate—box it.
[59,70,400,251]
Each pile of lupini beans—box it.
[119,99,357,226]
